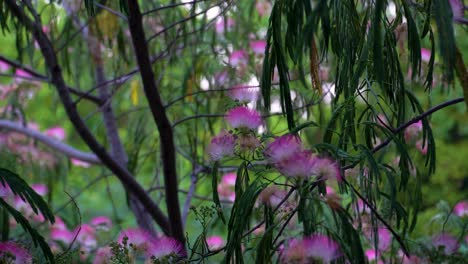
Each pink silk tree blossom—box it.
[225,106,262,130]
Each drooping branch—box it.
[4,0,171,234]
[126,0,185,249]
[0,120,100,164]
[343,97,465,170]
[0,55,103,105]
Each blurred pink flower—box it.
[281,235,341,263]
[208,130,236,161]
[258,185,288,207]
[227,85,259,103]
[118,228,152,251]
[74,224,97,249]
[14,69,33,83]
[415,139,428,155]
[206,236,224,251]
[215,17,235,34]
[311,158,341,182]
[229,50,248,67]
[276,150,317,178]
[371,227,392,252]
[250,40,267,55]
[93,247,113,264]
[0,182,11,197]
[365,249,383,263]
[0,60,10,72]
[50,216,67,231]
[146,236,184,260]
[264,134,303,163]
[237,134,261,151]
[421,48,431,63]
[0,241,32,264]
[222,172,237,185]
[256,0,272,17]
[50,229,75,245]
[225,106,262,130]
[449,0,464,20]
[454,200,468,217]
[404,121,423,142]
[31,184,48,196]
[432,233,459,254]
[45,127,66,141]
[356,199,371,214]
[91,216,112,231]
[217,173,236,202]
[71,158,91,168]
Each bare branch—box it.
[0,120,100,164]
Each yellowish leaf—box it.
[131,79,139,106]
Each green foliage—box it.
[0,168,55,263]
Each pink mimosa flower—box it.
[415,139,428,155]
[51,229,75,245]
[14,69,33,83]
[118,228,152,251]
[256,0,272,17]
[250,40,267,55]
[50,216,67,231]
[399,251,423,264]
[0,242,32,264]
[91,216,112,231]
[145,237,184,260]
[371,227,392,251]
[31,184,48,196]
[449,0,464,20]
[206,236,224,251]
[237,134,261,151]
[311,158,341,181]
[218,173,236,202]
[225,106,262,130]
[454,200,468,217]
[208,130,236,161]
[421,48,431,63]
[304,234,342,263]
[215,17,235,34]
[356,199,371,214]
[280,238,307,263]
[404,121,423,142]
[228,85,260,103]
[229,50,248,67]
[93,247,113,264]
[222,173,237,185]
[45,127,66,141]
[74,224,97,249]
[281,235,341,263]
[0,60,10,72]
[71,158,91,168]
[264,134,303,163]
[432,233,459,254]
[276,150,317,178]
[258,185,288,207]
[365,249,382,263]
[0,182,11,197]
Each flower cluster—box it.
[207,85,262,160]
[264,134,340,180]
[280,235,342,263]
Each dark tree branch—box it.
[126,0,185,250]
[4,0,171,234]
